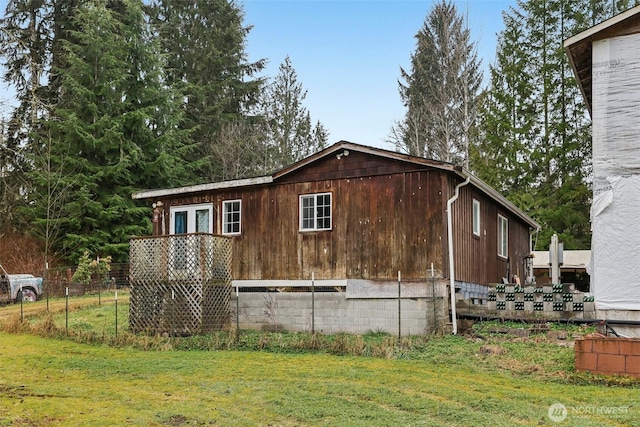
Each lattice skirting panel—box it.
[129,234,232,335]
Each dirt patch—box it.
[479,345,507,355]
[164,414,188,426]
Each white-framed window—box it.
[300,193,332,231]
[222,200,242,235]
[498,214,508,258]
[170,204,213,234]
[472,199,481,236]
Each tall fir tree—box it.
[35,0,189,262]
[0,0,54,235]
[471,7,537,197]
[260,56,328,170]
[147,0,265,183]
[391,0,482,165]
[473,0,637,250]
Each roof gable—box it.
[565,5,640,115]
[132,141,539,230]
[272,141,458,183]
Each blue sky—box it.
[0,0,516,150]
[243,0,517,149]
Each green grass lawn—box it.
[0,298,639,426]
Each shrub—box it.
[72,251,111,284]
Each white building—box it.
[566,6,640,334]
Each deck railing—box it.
[129,234,232,335]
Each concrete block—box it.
[618,339,640,355]
[524,301,534,312]
[575,351,597,372]
[626,355,640,375]
[597,353,625,373]
[593,339,620,355]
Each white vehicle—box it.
[0,262,43,303]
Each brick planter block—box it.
[575,351,597,371]
[575,337,640,378]
[597,354,626,373]
[592,339,620,354]
[618,339,640,355]
[574,338,592,353]
[627,355,640,375]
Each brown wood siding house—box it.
[133,141,540,287]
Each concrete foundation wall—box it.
[232,292,446,336]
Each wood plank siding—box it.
[141,142,538,286]
[156,172,446,281]
[447,175,532,285]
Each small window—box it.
[300,193,332,231]
[222,200,241,235]
[498,214,508,258]
[472,199,480,236]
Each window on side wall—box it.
[222,200,242,235]
[170,204,213,234]
[498,214,508,258]
[473,199,480,236]
[300,193,332,231]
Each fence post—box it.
[19,284,23,322]
[115,291,118,338]
[398,270,401,339]
[171,289,175,338]
[235,284,239,340]
[44,264,49,313]
[311,272,315,335]
[65,286,69,336]
[429,263,436,334]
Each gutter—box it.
[447,174,471,335]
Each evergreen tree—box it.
[471,7,537,197]
[0,0,52,147]
[0,0,54,236]
[473,0,636,250]
[259,56,328,170]
[147,0,265,183]
[37,0,188,262]
[391,0,482,165]
[0,121,28,234]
